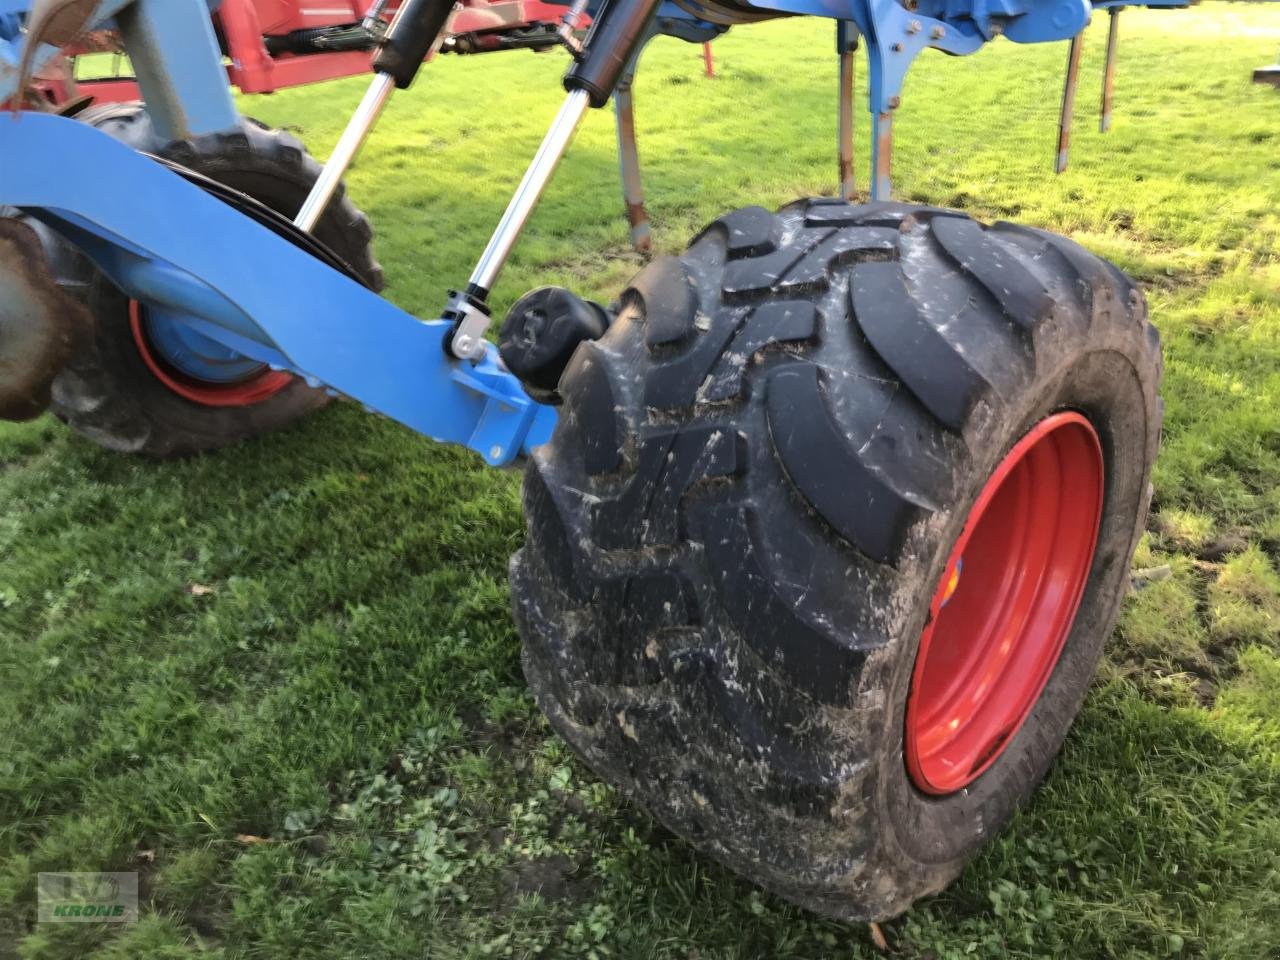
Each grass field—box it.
[3,4,1280,957]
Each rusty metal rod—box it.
[838,46,855,200]
[870,111,892,201]
[614,65,651,252]
[1056,30,1084,174]
[1100,8,1119,133]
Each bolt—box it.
[930,24,945,39]
[907,19,921,35]
[489,445,503,460]
[520,309,546,348]
[888,95,902,109]
[891,42,903,53]
[454,334,474,357]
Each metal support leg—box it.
[615,61,651,253]
[116,0,242,140]
[837,21,857,201]
[1056,31,1084,174]
[1100,8,1119,133]
[703,42,715,78]
[870,111,893,202]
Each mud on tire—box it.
[41,102,383,458]
[511,199,1162,919]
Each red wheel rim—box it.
[129,301,292,408]
[905,411,1104,796]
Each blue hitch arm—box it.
[0,112,556,465]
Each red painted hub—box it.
[905,412,1105,795]
[129,301,292,408]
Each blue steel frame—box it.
[0,110,558,465]
[0,0,1185,466]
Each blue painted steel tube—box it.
[0,112,556,465]
[114,0,241,139]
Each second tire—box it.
[41,102,383,458]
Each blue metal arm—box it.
[0,111,556,465]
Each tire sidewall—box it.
[874,343,1158,892]
[79,279,325,451]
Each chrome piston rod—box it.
[448,88,592,359]
[294,0,454,232]
[294,72,395,233]
[472,89,591,294]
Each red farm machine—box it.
[1,0,1188,921]
[13,0,588,108]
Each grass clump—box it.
[1208,546,1280,648]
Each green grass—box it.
[3,3,1280,957]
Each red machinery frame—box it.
[39,0,578,106]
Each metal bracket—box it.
[446,290,494,362]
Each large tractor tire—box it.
[42,102,383,458]
[511,199,1161,919]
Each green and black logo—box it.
[38,872,137,923]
